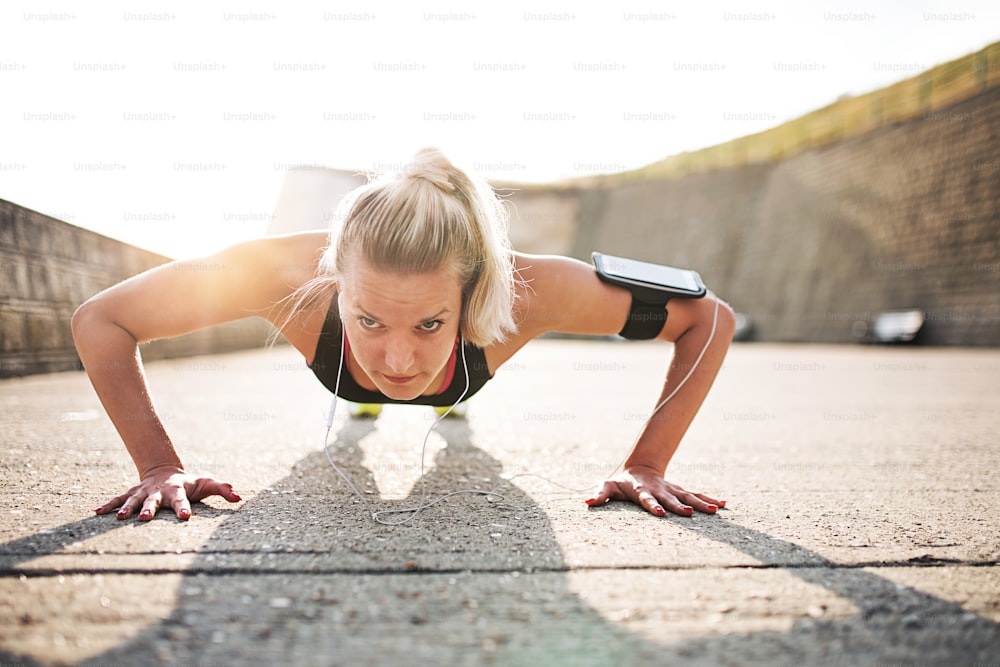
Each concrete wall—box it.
[0,200,273,378]
[518,85,1000,346]
[498,184,580,256]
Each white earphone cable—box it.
[322,332,502,525]
[323,296,720,522]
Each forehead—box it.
[340,256,461,319]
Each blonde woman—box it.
[72,148,736,522]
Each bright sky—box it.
[1,0,997,258]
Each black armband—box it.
[619,296,669,340]
[592,252,707,340]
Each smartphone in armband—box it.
[592,252,707,340]
[592,252,707,304]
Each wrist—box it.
[623,461,665,477]
[140,461,185,479]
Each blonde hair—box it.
[291,148,517,347]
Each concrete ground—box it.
[1,339,997,666]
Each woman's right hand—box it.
[95,466,242,521]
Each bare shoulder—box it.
[223,231,329,294]
[511,252,631,339]
[75,231,331,347]
[484,253,736,372]
[482,253,629,371]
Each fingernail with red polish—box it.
[654,506,666,516]
[706,504,718,512]
[585,498,596,506]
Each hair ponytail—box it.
[404,148,459,192]
[321,148,517,347]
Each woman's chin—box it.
[375,378,428,401]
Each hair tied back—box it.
[404,147,458,193]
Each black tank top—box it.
[309,294,493,406]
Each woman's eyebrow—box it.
[356,306,452,323]
[420,308,452,321]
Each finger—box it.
[95,492,131,515]
[691,492,726,509]
[187,478,242,504]
[115,495,140,520]
[138,492,162,521]
[219,482,242,503]
[163,488,192,521]
[636,490,667,517]
[677,493,718,514]
[657,493,695,517]
[676,491,725,514]
[585,481,621,507]
[172,497,192,520]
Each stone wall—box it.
[0,200,273,378]
[496,86,1000,345]
[509,85,1000,346]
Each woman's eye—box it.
[359,317,379,329]
[419,320,444,332]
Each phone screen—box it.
[598,254,703,293]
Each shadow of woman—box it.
[14,417,651,666]
[2,416,997,666]
[657,515,1000,665]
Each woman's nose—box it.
[383,335,415,373]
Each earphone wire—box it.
[322,329,504,525]
[323,297,719,522]
[493,297,721,495]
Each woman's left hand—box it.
[585,465,725,517]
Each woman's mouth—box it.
[383,374,417,384]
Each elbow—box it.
[72,297,139,350]
[711,295,738,345]
[71,297,119,350]
[70,299,97,350]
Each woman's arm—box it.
[506,253,737,517]
[72,233,325,520]
[586,293,735,516]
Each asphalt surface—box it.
[1,339,998,666]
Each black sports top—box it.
[309,294,494,406]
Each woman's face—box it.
[338,255,464,400]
